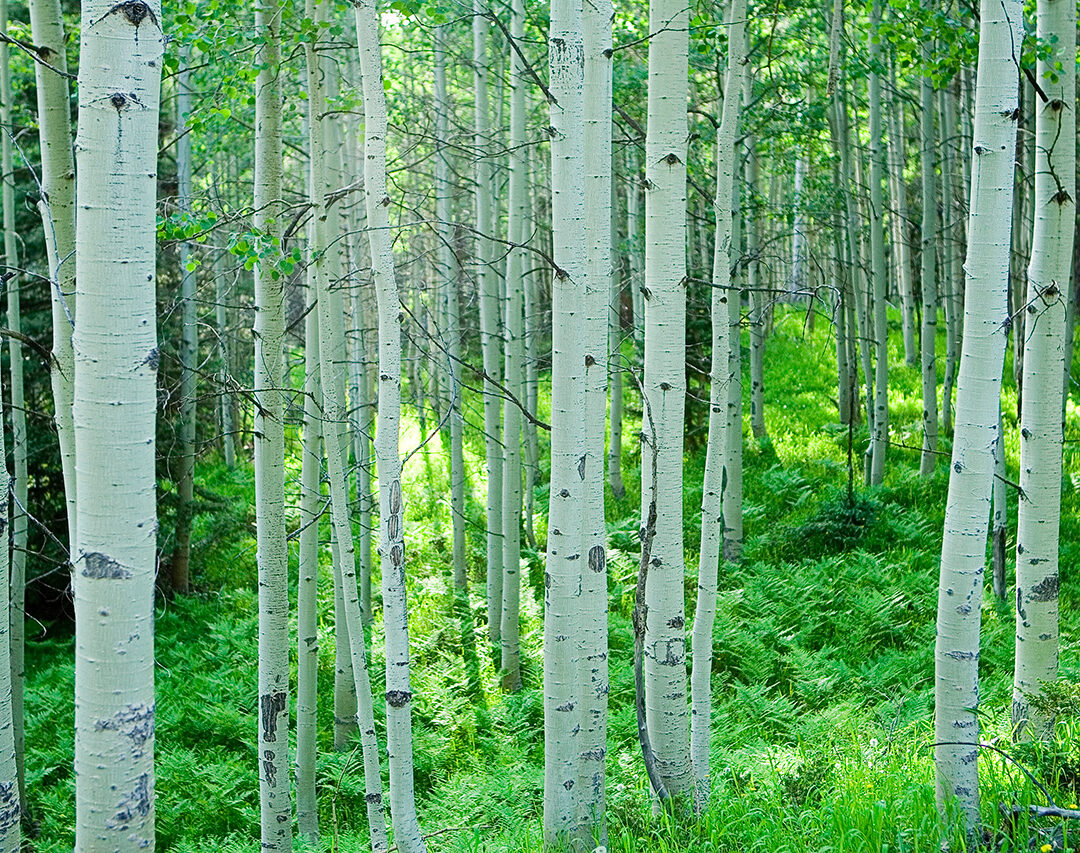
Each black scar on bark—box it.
[105,0,158,29]
[588,545,605,574]
[95,703,155,755]
[110,92,128,110]
[263,750,277,787]
[260,691,287,742]
[390,544,403,567]
[82,552,131,579]
[365,792,383,805]
[0,781,19,832]
[385,689,411,708]
[578,454,586,480]
[108,773,151,829]
[668,615,684,629]
[1030,574,1059,602]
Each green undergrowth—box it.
[23,307,1080,851]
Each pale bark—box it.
[641,0,691,801]
[789,153,807,296]
[311,16,389,846]
[579,0,612,830]
[609,197,626,499]
[0,347,16,852]
[215,248,235,468]
[543,0,589,841]
[173,49,196,592]
[72,1,162,847]
[252,0,291,840]
[868,0,887,485]
[933,0,1022,833]
[940,85,964,435]
[992,407,1007,599]
[524,210,540,549]
[500,0,527,694]
[724,150,744,561]
[918,51,939,477]
[1012,0,1074,741]
[353,2,425,847]
[887,61,917,367]
[692,0,745,810]
[744,72,766,441]
[626,152,644,351]
[29,0,76,555]
[474,0,504,648]
[0,1,24,810]
[296,287,321,844]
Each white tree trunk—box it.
[626,152,644,352]
[991,407,1008,600]
[867,0,888,485]
[918,50,939,477]
[789,154,807,296]
[215,247,235,469]
[745,93,766,441]
[887,63,917,368]
[1012,0,1074,740]
[641,0,691,801]
[72,1,162,847]
[251,0,291,842]
[0,0,25,809]
[353,3,425,848]
[543,0,589,841]
[474,1,504,648]
[933,0,1022,833]
[691,0,745,810]
[0,370,16,850]
[500,0,527,693]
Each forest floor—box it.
[22,308,1080,851]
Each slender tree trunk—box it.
[940,85,963,436]
[724,147,744,561]
[173,48,196,592]
[0,1,24,812]
[692,0,745,810]
[888,60,917,367]
[474,0,504,649]
[609,181,626,499]
[0,355,15,853]
[579,0,612,829]
[524,214,540,550]
[543,0,590,841]
[745,72,767,441]
[918,49,939,477]
[252,0,292,840]
[354,2,425,847]
[789,153,807,297]
[29,0,77,560]
[933,0,1022,834]
[992,407,1008,599]
[72,1,162,847]
[626,152,644,353]
[500,0,527,693]
[868,0,888,485]
[1012,0,1074,741]
[641,0,692,802]
[215,248,236,468]
[296,287,321,844]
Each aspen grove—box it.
[5,0,1080,848]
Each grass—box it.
[22,306,1080,851]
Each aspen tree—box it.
[353,0,426,846]
[745,71,767,442]
[579,0,612,828]
[308,13,389,845]
[251,0,291,840]
[609,174,626,499]
[789,154,807,296]
[72,0,162,846]
[641,0,692,801]
[0,373,16,851]
[28,0,76,556]
[918,44,939,477]
[500,0,527,693]
[692,0,745,810]
[934,0,1022,832]
[939,86,963,435]
[296,290,321,844]
[215,247,236,469]
[434,25,474,685]
[992,407,1007,599]
[887,62,916,367]
[0,0,25,807]
[1012,0,1074,740]
[173,48,196,592]
[543,0,590,839]
[723,147,744,561]
[524,177,541,549]
[625,152,644,351]
[474,0,504,647]
[867,0,887,485]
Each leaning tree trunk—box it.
[72,1,162,848]
[543,0,590,842]
[691,0,745,811]
[172,48,196,592]
[641,0,692,802]
[1012,0,1074,742]
[933,0,1022,836]
[354,2,426,848]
